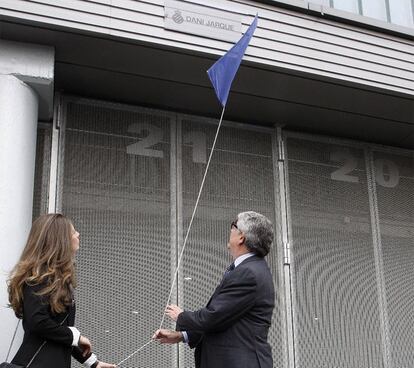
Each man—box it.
[153,211,275,368]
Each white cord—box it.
[5,319,20,362]
[116,339,153,366]
[158,105,226,330]
[116,106,226,367]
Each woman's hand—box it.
[78,335,92,356]
[96,361,116,368]
[165,304,183,321]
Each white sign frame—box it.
[164,0,242,42]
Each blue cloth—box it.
[207,15,258,107]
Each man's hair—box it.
[237,211,273,257]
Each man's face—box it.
[227,219,243,259]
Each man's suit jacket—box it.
[11,282,92,368]
[177,255,275,368]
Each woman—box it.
[7,214,115,368]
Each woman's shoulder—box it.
[22,279,50,300]
[23,278,48,290]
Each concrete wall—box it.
[0,40,54,361]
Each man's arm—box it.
[177,267,257,333]
[183,330,203,349]
[153,329,183,343]
[153,329,204,349]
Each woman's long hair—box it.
[8,214,77,318]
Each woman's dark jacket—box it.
[11,282,92,368]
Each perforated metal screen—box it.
[57,99,285,368]
[62,101,176,367]
[34,97,412,368]
[179,118,285,368]
[374,151,414,368]
[32,126,51,220]
[286,138,385,368]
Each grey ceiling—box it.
[1,18,413,149]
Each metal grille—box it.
[49,96,414,368]
[180,119,285,368]
[61,101,175,367]
[32,126,51,220]
[286,137,385,368]
[374,151,414,368]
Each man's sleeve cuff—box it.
[83,353,98,367]
[69,327,81,347]
[181,331,189,344]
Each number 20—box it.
[330,151,399,188]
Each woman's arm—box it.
[72,348,115,368]
[23,284,116,368]
[72,347,98,367]
[22,283,80,347]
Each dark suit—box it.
[177,255,275,368]
[11,283,92,368]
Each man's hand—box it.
[165,304,183,321]
[152,329,183,344]
[79,335,92,357]
[96,361,116,368]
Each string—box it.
[158,105,226,330]
[116,339,153,367]
[5,319,20,362]
[116,106,226,366]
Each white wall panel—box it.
[1,0,413,94]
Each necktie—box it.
[224,262,235,276]
[218,262,235,288]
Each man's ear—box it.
[238,234,245,246]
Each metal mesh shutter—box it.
[52,97,414,368]
[286,137,384,368]
[180,119,285,368]
[32,126,51,220]
[62,101,176,367]
[374,151,414,368]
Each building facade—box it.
[0,1,413,367]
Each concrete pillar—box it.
[0,40,54,361]
[0,75,38,360]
